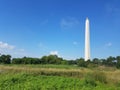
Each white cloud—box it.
[60,17,80,29]
[105,42,112,47]
[0,41,15,50]
[50,51,58,55]
[0,41,29,57]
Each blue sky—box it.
[0,0,120,59]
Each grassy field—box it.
[0,64,120,90]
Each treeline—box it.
[0,54,120,68]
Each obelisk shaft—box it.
[85,18,90,61]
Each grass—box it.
[0,64,120,90]
[0,73,119,90]
[3,64,80,69]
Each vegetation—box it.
[0,65,120,89]
[0,54,120,89]
[0,54,120,68]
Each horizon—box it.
[0,0,120,59]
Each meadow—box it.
[0,64,120,90]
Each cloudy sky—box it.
[0,0,120,59]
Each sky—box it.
[0,0,120,59]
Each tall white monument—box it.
[85,17,90,61]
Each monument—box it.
[85,18,90,61]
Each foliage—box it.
[76,58,87,67]
[116,56,120,68]
[0,65,120,90]
[0,54,11,64]
[1,54,120,69]
[84,75,97,87]
[84,71,107,88]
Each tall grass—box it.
[3,64,80,69]
[0,64,120,89]
[0,65,90,78]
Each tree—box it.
[116,56,120,68]
[116,56,120,61]
[0,54,11,64]
[61,60,68,65]
[12,58,22,64]
[41,56,48,64]
[100,59,108,66]
[106,56,116,66]
[40,55,63,64]
[92,58,101,65]
[12,57,41,64]
[76,58,87,67]
[47,55,57,64]
[68,60,76,65]
[56,57,63,64]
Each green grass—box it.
[0,64,120,90]
[0,73,119,90]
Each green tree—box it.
[92,58,101,66]
[76,58,86,67]
[41,56,48,64]
[12,58,22,64]
[116,56,120,68]
[106,56,116,66]
[101,59,107,65]
[0,54,11,64]
[68,60,76,65]
[61,60,68,65]
[47,55,57,64]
